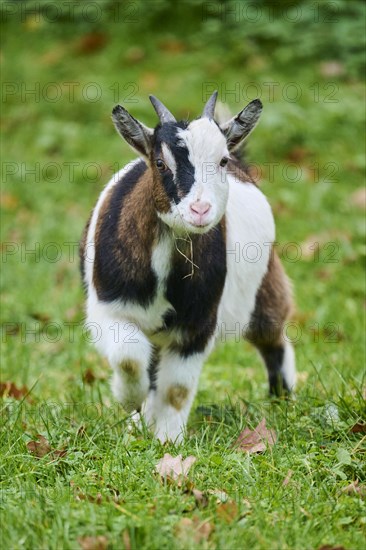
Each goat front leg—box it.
[142,346,210,444]
[90,310,152,412]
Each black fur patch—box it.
[164,224,227,356]
[153,121,195,203]
[148,345,160,390]
[258,345,289,396]
[93,160,158,305]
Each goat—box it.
[80,91,296,443]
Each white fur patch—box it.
[282,341,296,390]
[158,119,229,234]
[217,175,275,340]
[142,345,212,443]
[178,118,228,166]
[161,143,177,177]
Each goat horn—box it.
[202,90,218,118]
[149,95,176,123]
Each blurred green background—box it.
[1,1,365,549]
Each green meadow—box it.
[1,2,365,548]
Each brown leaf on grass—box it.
[234,419,277,453]
[175,517,214,544]
[350,188,366,210]
[216,500,239,523]
[318,545,346,550]
[78,536,108,550]
[155,453,196,482]
[0,381,30,401]
[350,422,366,434]
[26,435,51,458]
[26,435,66,460]
[74,33,108,55]
[341,480,366,498]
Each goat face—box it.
[112,92,263,235]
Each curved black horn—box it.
[149,95,176,123]
[202,90,218,118]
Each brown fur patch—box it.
[246,248,294,347]
[166,384,189,410]
[227,157,257,186]
[92,167,159,295]
[117,170,157,256]
[119,360,139,378]
[150,162,170,214]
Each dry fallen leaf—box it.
[26,435,51,458]
[216,500,239,523]
[26,434,66,460]
[0,381,31,401]
[155,453,196,482]
[78,535,108,550]
[234,419,277,453]
[74,33,108,55]
[318,545,346,550]
[350,422,366,434]
[175,517,214,544]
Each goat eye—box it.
[155,159,167,171]
[220,157,229,167]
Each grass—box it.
[1,5,365,550]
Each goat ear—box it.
[220,99,262,151]
[112,105,153,158]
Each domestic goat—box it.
[80,91,296,443]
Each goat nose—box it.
[190,201,211,216]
